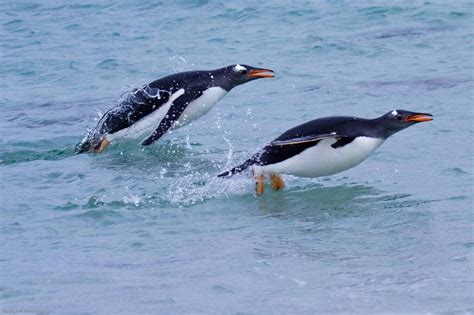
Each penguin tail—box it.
[74,129,102,154]
[218,158,256,178]
[74,138,93,154]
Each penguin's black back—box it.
[148,70,216,91]
[274,116,378,142]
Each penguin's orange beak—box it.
[248,68,275,78]
[405,113,433,122]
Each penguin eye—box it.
[240,69,247,75]
[396,115,403,121]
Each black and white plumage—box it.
[218,110,433,195]
[75,64,274,153]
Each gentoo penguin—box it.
[75,64,274,153]
[218,110,433,196]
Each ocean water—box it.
[1,0,473,313]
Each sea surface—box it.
[1,1,473,313]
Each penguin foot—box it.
[94,138,110,153]
[271,173,285,191]
[255,174,265,196]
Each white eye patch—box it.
[391,110,398,116]
[234,64,247,72]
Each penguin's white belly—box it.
[258,137,384,178]
[173,86,227,128]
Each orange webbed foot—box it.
[94,138,110,153]
[255,174,265,196]
[270,173,285,191]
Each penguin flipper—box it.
[271,134,347,146]
[141,91,199,146]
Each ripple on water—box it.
[72,209,122,225]
[97,59,119,70]
[54,201,80,211]
[442,167,469,175]
[0,148,75,165]
[371,27,427,39]
[356,77,471,91]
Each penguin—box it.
[218,110,433,196]
[75,64,274,153]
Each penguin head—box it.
[214,64,274,90]
[378,109,433,137]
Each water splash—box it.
[168,55,195,73]
[122,187,142,207]
[165,170,252,207]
